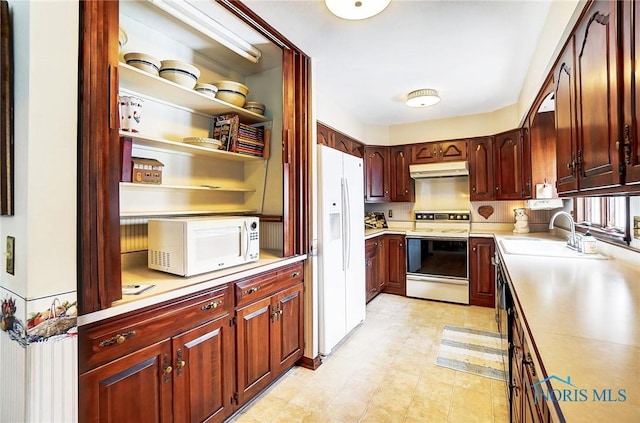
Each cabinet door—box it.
[351,140,364,158]
[236,297,274,405]
[494,129,525,200]
[574,0,621,191]
[334,133,351,154]
[469,238,495,308]
[172,316,234,423]
[364,147,390,202]
[384,235,406,296]
[273,283,304,373]
[377,237,387,292]
[469,137,495,201]
[317,122,333,147]
[365,239,379,303]
[439,140,467,162]
[622,0,640,186]
[80,340,173,423]
[410,142,439,164]
[390,146,414,202]
[555,42,580,194]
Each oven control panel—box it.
[415,211,470,222]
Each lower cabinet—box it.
[469,237,496,307]
[510,300,550,423]
[235,266,304,405]
[79,261,305,423]
[384,234,406,296]
[365,238,383,303]
[365,234,407,302]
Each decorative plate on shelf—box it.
[182,137,223,149]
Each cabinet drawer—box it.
[235,262,303,307]
[80,284,230,373]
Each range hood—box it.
[409,161,469,179]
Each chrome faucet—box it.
[549,211,581,251]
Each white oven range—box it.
[405,210,471,304]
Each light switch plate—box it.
[6,236,14,275]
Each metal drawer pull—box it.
[245,286,260,294]
[290,272,300,278]
[99,330,136,347]
[201,300,223,310]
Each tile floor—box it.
[231,293,509,423]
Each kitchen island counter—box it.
[495,233,640,422]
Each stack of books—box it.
[235,123,264,157]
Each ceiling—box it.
[242,0,553,126]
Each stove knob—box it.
[457,215,462,220]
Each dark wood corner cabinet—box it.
[468,237,495,308]
[79,261,304,423]
[78,1,310,314]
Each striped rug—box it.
[436,325,507,381]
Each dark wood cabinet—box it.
[469,137,495,201]
[365,238,382,303]
[384,235,406,296]
[364,146,390,203]
[351,140,365,158]
[317,122,334,148]
[390,146,414,202]
[409,140,467,164]
[622,0,640,186]
[80,285,234,423]
[469,237,495,308]
[234,263,304,405]
[574,0,621,192]
[494,129,530,200]
[317,121,365,159]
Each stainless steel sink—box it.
[499,237,608,259]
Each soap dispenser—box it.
[581,229,598,254]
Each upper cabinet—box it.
[316,121,364,159]
[622,0,640,186]
[364,146,390,203]
[390,146,414,202]
[494,129,531,200]
[573,0,621,191]
[410,140,467,164]
[469,137,495,201]
[78,1,310,313]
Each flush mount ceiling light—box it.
[325,0,391,20]
[406,89,441,107]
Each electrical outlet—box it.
[6,236,14,275]
[634,217,640,239]
[388,209,393,218]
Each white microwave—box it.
[147,216,260,276]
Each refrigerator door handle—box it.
[341,178,347,271]
[344,178,351,269]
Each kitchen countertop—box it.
[78,250,307,326]
[494,232,640,422]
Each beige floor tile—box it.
[233,294,506,423]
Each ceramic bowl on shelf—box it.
[124,52,161,76]
[159,60,201,89]
[244,101,265,115]
[194,83,219,98]
[214,80,249,107]
[119,27,128,48]
[183,137,223,149]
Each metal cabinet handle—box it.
[99,330,136,348]
[176,349,186,376]
[290,271,300,278]
[245,286,260,295]
[201,300,223,310]
[524,353,537,377]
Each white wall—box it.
[1,0,77,299]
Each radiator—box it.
[26,336,78,422]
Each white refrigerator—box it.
[317,144,366,356]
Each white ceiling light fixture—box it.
[406,89,441,107]
[325,0,391,20]
[149,0,262,63]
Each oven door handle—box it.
[406,274,468,285]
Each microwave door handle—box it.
[243,221,250,259]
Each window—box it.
[574,196,628,243]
